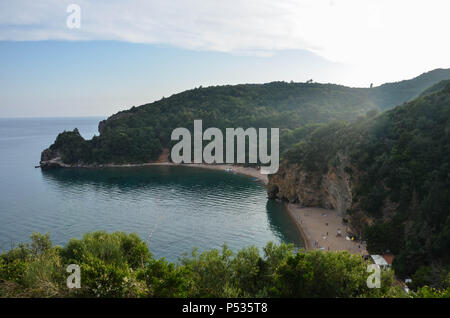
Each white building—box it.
[370,255,390,270]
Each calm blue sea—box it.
[0,117,303,261]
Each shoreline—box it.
[181,163,268,185]
[40,160,268,185]
[107,162,269,184]
[283,203,312,250]
[285,204,367,255]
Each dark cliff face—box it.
[41,148,58,162]
[267,155,374,240]
[40,148,63,169]
[267,149,376,243]
[98,120,107,134]
[267,154,355,216]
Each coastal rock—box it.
[41,148,59,162]
[40,148,65,169]
[267,184,279,200]
[267,153,354,217]
[98,120,107,134]
[40,159,64,169]
[267,154,381,238]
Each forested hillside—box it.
[41,69,450,166]
[272,81,450,286]
[370,68,450,110]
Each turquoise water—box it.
[0,117,303,261]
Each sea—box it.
[0,117,303,262]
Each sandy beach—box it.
[183,163,268,184]
[286,204,367,255]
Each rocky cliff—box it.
[40,148,64,168]
[267,154,374,239]
[267,153,354,217]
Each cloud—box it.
[1,0,449,79]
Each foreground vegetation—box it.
[1,231,448,298]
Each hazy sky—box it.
[1,0,449,117]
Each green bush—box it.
[61,231,151,270]
[137,258,190,297]
[1,231,447,298]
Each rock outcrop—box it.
[40,148,58,162]
[40,148,66,169]
[267,154,355,217]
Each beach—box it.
[286,204,367,255]
[182,163,268,184]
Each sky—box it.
[0,0,449,117]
